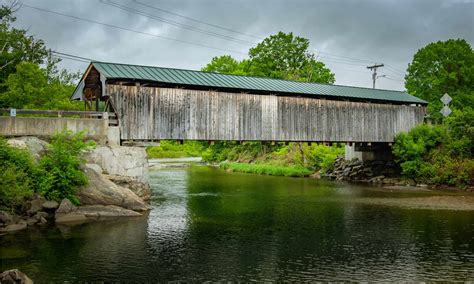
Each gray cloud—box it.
[12,0,474,90]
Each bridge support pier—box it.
[344,143,393,161]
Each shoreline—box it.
[184,159,473,194]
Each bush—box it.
[393,109,474,186]
[36,130,95,204]
[0,139,35,213]
[202,141,344,176]
[147,140,206,158]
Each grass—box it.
[147,140,206,158]
[219,162,313,177]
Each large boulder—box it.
[7,136,49,161]
[0,269,33,284]
[56,198,75,214]
[0,211,13,225]
[25,195,46,216]
[76,164,151,212]
[105,174,151,201]
[85,146,149,184]
[42,200,59,210]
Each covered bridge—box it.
[72,62,427,144]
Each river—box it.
[1,165,473,281]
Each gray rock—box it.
[0,211,13,224]
[26,218,38,226]
[0,223,27,233]
[76,205,143,218]
[42,200,59,210]
[105,174,151,201]
[352,165,363,171]
[26,195,46,216]
[39,216,48,224]
[55,213,87,224]
[85,146,149,184]
[56,199,75,214]
[34,211,49,220]
[85,163,103,174]
[7,136,49,161]
[0,269,33,284]
[77,164,151,212]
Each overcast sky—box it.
[12,0,474,90]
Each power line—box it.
[23,4,408,86]
[319,56,368,67]
[318,50,407,76]
[381,74,405,82]
[52,55,89,63]
[384,65,406,77]
[21,3,247,55]
[50,51,91,63]
[329,67,372,74]
[318,51,373,63]
[51,51,94,62]
[133,0,263,40]
[101,0,256,46]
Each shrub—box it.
[0,138,35,213]
[393,110,474,187]
[306,144,344,172]
[147,140,206,158]
[36,130,95,204]
[202,141,344,176]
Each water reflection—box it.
[1,166,473,282]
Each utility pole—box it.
[367,63,384,89]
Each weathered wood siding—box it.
[108,85,426,142]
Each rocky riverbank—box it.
[0,137,151,234]
[323,156,474,192]
[324,156,417,186]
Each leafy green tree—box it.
[248,32,334,83]
[0,61,47,108]
[0,3,48,88]
[202,32,335,84]
[405,39,474,121]
[201,55,242,74]
[0,61,82,110]
[0,4,81,110]
[445,107,474,158]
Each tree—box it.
[0,61,82,110]
[405,39,474,121]
[0,61,47,108]
[202,32,335,84]
[0,2,48,88]
[0,3,82,110]
[248,32,334,83]
[201,55,241,74]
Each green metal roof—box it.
[90,61,427,105]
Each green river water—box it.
[1,165,473,281]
